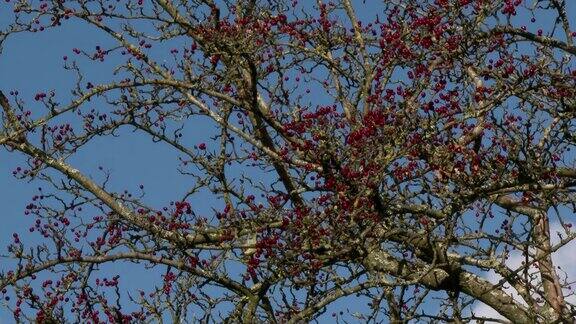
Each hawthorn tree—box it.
[1,0,576,322]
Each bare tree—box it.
[1,0,576,322]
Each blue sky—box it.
[0,16,203,319]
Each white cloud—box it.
[471,222,576,322]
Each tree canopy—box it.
[2,0,576,322]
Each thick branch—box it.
[364,249,533,324]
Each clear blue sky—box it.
[0,15,213,320]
